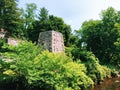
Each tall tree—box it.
[24,3,37,30]
[38,7,49,21]
[0,0,22,37]
[29,7,71,46]
[77,7,120,64]
[28,7,50,42]
[23,3,37,39]
[49,15,71,46]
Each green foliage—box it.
[112,37,120,65]
[0,58,18,84]
[49,15,71,46]
[23,3,37,39]
[76,7,120,64]
[106,64,119,77]
[28,7,50,42]
[0,38,6,50]
[0,41,43,89]
[0,0,23,37]
[0,1,72,45]
[1,41,94,90]
[28,7,71,46]
[27,51,93,90]
[1,5,120,89]
[79,51,111,83]
[69,34,80,47]
[0,58,26,90]
[38,7,49,21]
[65,46,73,57]
[1,41,42,75]
[66,46,111,84]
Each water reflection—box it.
[91,77,120,90]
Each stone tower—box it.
[38,30,64,52]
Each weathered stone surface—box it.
[0,28,20,46]
[0,28,7,38]
[8,38,20,46]
[38,30,64,52]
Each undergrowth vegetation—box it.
[79,51,111,84]
[1,2,120,90]
[0,41,116,90]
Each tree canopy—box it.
[1,2,120,90]
[0,2,72,46]
[0,0,22,37]
[1,1,120,65]
[28,7,71,46]
[76,7,120,64]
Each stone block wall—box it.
[7,38,20,46]
[38,30,64,52]
[0,32,5,38]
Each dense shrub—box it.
[66,47,111,83]
[27,51,93,90]
[0,38,7,51]
[2,41,42,59]
[65,46,80,61]
[0,41,94,90]
[79,51,111,83]
[0,41,43,89]
[0,58,26,90]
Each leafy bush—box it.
[26,51,93,90]
[0,38,7,50]
[2,41,42,59]
[0,41,43,89]
[66,47,111,83]
[1,41,42,76]
[1,41,113,89]
[0,58,25,90]
[79,51,111,83]
[0,41,94,90]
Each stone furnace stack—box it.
[38,30,64,52]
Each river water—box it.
[90,77,120,90]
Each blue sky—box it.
[18,0,120,31]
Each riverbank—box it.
[90,76,120,90]
[89,70,120,90]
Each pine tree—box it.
[0,0,21,37]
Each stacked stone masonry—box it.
[38,30,64,52]
[0,28,6,38]
[7,38,19,46]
